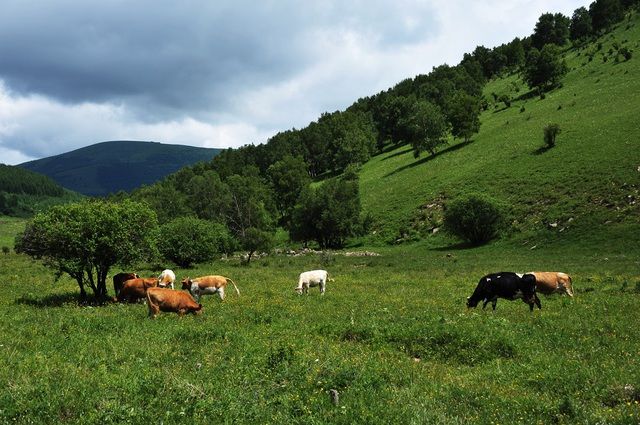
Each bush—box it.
[443,193,505,245]
[544,123,561,148]
[619,46,632,60]
[159,217,235,267]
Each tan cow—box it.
[147,287,202,318]
[157,269,176,289]
[116,277,158,303]
[113,272,139,296]
[529,271,574,297]
[181,275,240,302]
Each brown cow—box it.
[147,287,202,318]
[181,275,240,302]
[116,277,158,303]
[529,272,574,297]
[113,272,139,296]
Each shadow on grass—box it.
[381,146,413,161]
[384,140,473,178]
[15,292,112,308]
[532,145,553,155]
[429,242,478,251]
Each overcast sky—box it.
[0,0,587,165]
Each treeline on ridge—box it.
[110,0,636,253]
[0,164,68,216]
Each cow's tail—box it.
[567,274,575,297]
[227,278,240,296]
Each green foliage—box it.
[2,246,9,255]
[291,174,363,249]
[524,44,569,91]
[571,7,594,41]
[15,199,159,299]
[619,45,633,59]
[0,164,64,197]
[590,0,625,32]
[443,193,506,245]
[532,12,571,49]
[398,99,450,158]
[267,155,311,226]
[446,91,482,142]
[544,123,562,148]
[133,183,191,224]
[159,217,233,267]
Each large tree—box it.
[523,44,568,92]
[15,200,159,300]
[570,7,593,41]
[590,0,624,32]
[267,155,311,227]
[398,99,450,158]
[446,91,482,142]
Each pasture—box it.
[1,218,639,423]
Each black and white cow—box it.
[466,272,541,312]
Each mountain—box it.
[18,141,221,196]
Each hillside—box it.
[0,164,82,216]
[358,13,640,251]
[18,140,221,197]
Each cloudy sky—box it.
[0,0,587,165]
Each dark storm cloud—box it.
[0,1,438,120]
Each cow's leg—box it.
[482,299,489,309]
[218,287,225,301]
[534,294,542,310]
[320,280,326,295]
[148,302,159,319]
[491,299,498,310]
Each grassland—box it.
[2,12,640,425]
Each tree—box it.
[290,173,363,249]
[590,0,624,32]
[532,13,571,49]
[133,183,191,224]
[523,44,568,92]
[570,7,593,41]
[267,155,311,227]
[446,91,481,142]
[398,100,450,158]
[224,174,276,261]
[184,170,230,222]
[15,200,159,300]
[543,123,561,148]
[159,217,234,267]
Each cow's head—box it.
[294,286,303,295]
[181,277,192,290]
[466,296,479,309]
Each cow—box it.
[146,287,202,318]
[181,275,240,302]
[467,272,541,312]
[116,277,158,303]
[113,272,139,296]
[157,269,176,289]
[295,270,329,295]
[528,271,574,297]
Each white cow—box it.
[295,270,329,295]
[157,269,176,289]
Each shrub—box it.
[544,123,561,148]
[2,246,9,255]
[443,193,505,245]
[159,217,235,267]
[619,46,632,60]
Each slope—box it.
[18,140,221,197]
[359,14,640,250]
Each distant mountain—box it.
[18,141,221,196]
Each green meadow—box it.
[2,12,640,425]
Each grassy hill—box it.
[18,140,221,197]
[359,14,640,252]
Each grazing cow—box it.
[116,277,158,303]
[113,272,139,296]
[181,275,240,302]
[295,270,329,295]
[529,271,574,297]
[157,269,176,289]
[467,272,541,312]
[146,287,202,318]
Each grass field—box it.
[1,218,639,423]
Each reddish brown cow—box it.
[116,278,158,303]
[146,287,202,318]
[113,272,139,296]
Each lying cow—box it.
[147,287,202,318]
[116,277,158,303]
[113,272,139,296]
[157,269,176,289]
[528,271,574,297]
[467,272,541,312]
[295,270,329,295]
[181,275,240,302]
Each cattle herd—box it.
[112,267,573,318]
